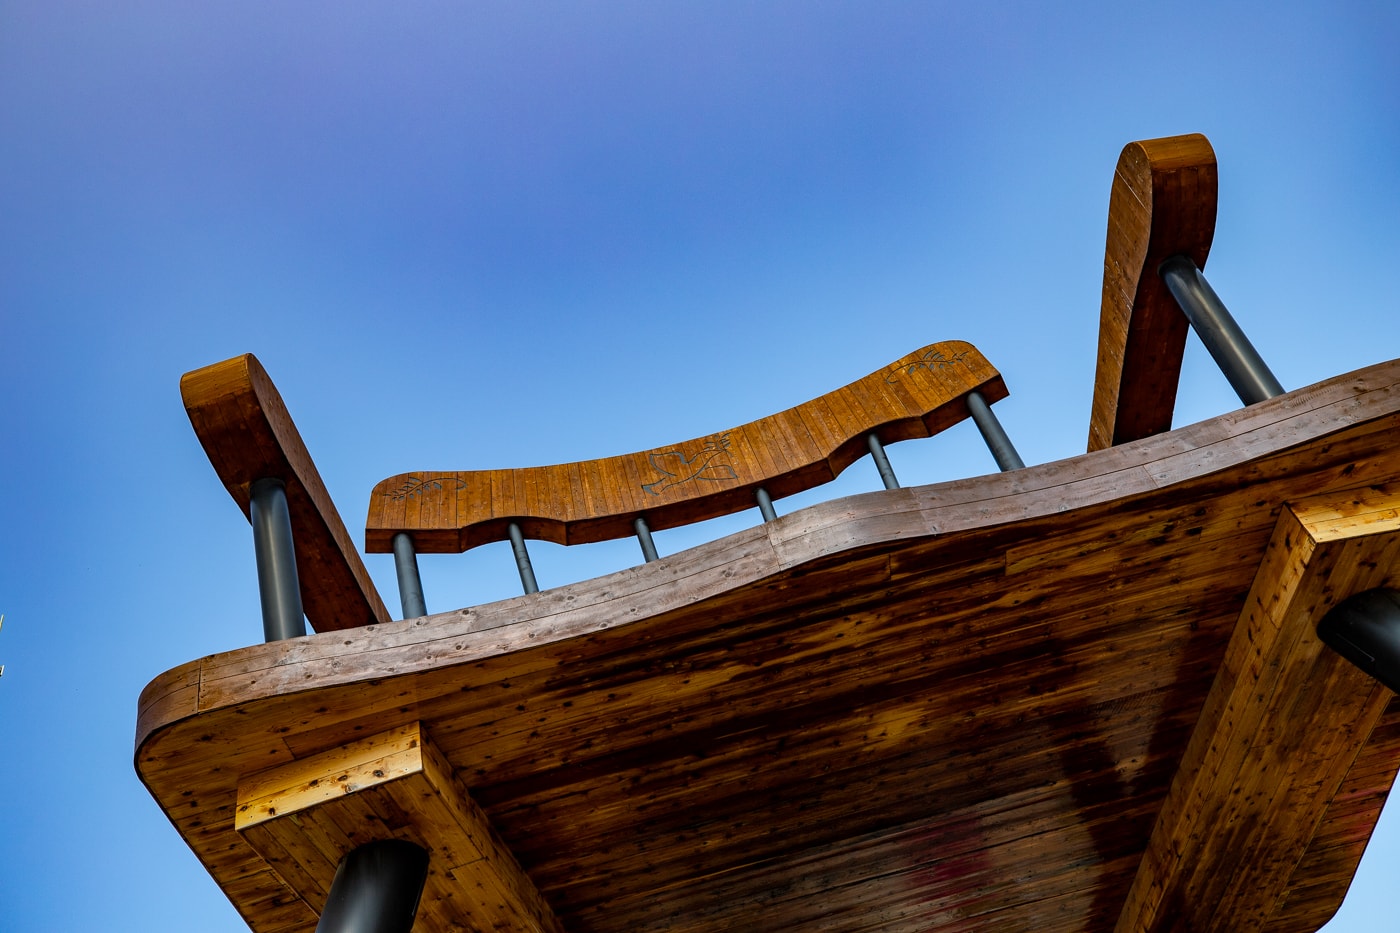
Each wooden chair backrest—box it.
[366,340,1007,553]
[182,354,391,632]
[1088,133,1217,452]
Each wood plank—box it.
[181,354,391,631]
[1114,485,1400,932]
[366,341,1006,552]
[1087,134,1217,452]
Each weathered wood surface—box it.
[1087,134,1217,453]
[139,359,1400,933]
[1116,486,1400,932]
[365,341,1007,553]
[237,722,563,933]
[182,354,391,631]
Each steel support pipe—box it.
[755,487,778,523]
[249,477,307,641]
[1159,255,1285,405]
[391,533,427,620]
[966,391,1025,472]
[866,433,900,490]
[314,839,429,933]
[634,516,660,563]
[1317,588,1400,694]
[507,521,540,594]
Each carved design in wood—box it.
[642,433,738,496]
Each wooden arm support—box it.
[183,354,391,632]
[1088,133,1217,452]
[1116,485,1400,932]
[366,340,1008,553]
[236,722,563,932]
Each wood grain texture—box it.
[237,722,563,933]
[1087,134,1217,453]
[365,341,1007,553]
[139,358,1400,933]
[1115,486,1400,933]
[182,354,391,631]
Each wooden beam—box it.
[237,722,563,933]
[365,340,1008,553]
[1087,134,1217,452]
[1115,485,1400,932]
[182,354,391,632]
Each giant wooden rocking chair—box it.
[138,134,1400,933]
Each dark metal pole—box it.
[249,477,307,641]
[507,522,539,594]
[866,433,900,490]
[315,839,429,933]
[634,516,660,562]
[1159,255,1285,404]
[755,487,778,523]
[1317,588,1400,693]
[391,533,427,620]
[966,391,1025,472]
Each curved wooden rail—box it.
[1088,133,1217,452]
[141,358,1400,933]
[182,354,391,632]
[366,340,1007,553]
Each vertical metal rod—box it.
[507,522,539,594]
[756,487,778,523]
[866,433,900,489]
[249,477,307,641]
[315,839,429,933]
[634,516,660,563]
[966,391,1025,472]
[391,533,427,620]
[1159,255,1285,404]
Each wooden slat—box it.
[237,722,563,933]
[366,340,1008,552]
[182,354,391,631]
[1115,485,1400,932]
[1087,133,1217,452]
[138,358,1400,933]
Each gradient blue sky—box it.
[3,3,1399,930]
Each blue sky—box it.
[2,3,1398,930]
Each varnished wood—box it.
[182,354,391,631]
[365,341,1008,553]
[237,722,563,933]
[1087,134,1217,452]
[1115,486,1400,932]
[139,358,1400,933]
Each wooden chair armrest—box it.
[367,340,1007,553]
[1087,133,1217,452]
[182,354,391,631]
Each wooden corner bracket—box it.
[236,722,563,933]
[1116,485,1400,932]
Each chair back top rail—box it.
[182,354,392,632]
[1087,132,1217,452]
[366,340,1007,553]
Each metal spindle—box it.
[866,433,900,489]
[507,522,539,594]
[249,477,307,641]
[635,516,660,562]
[1159,255,1285,404]
[1317,588,1400,693]
[391,532,427,619]
[756,487,778,522]
[966,391,1025,472]
[315,839,429,933]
